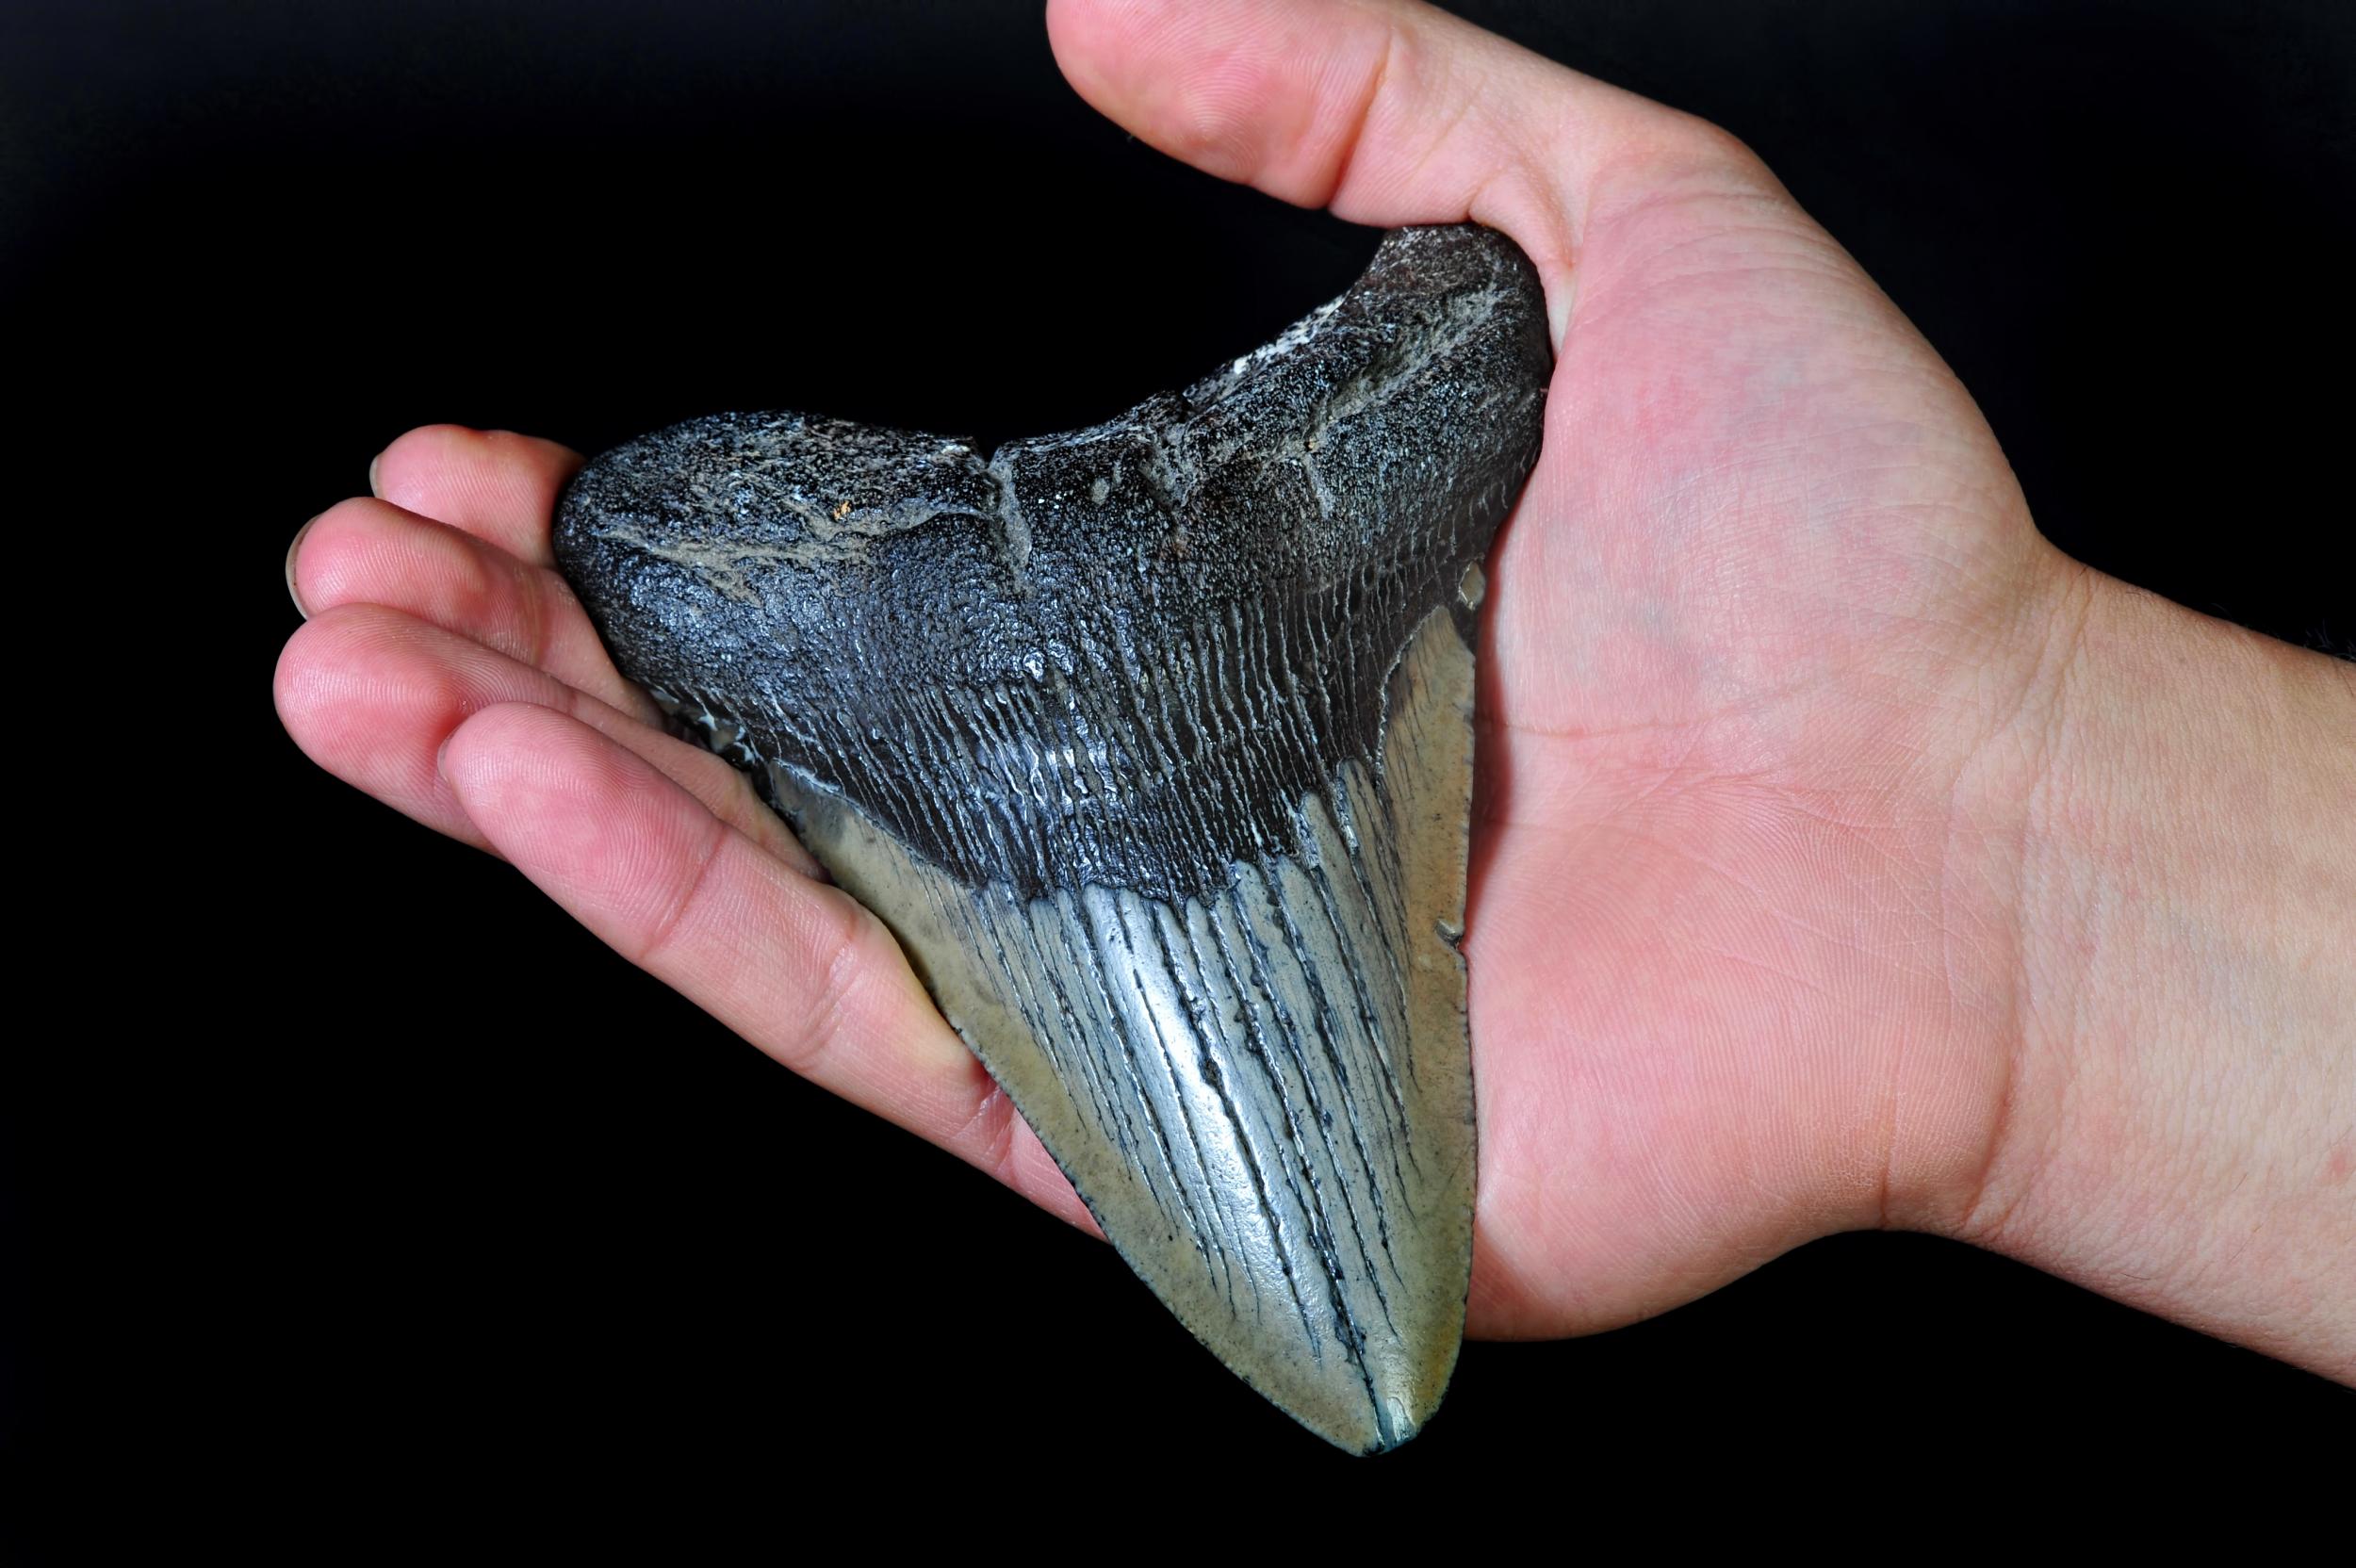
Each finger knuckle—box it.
[1652,111,1779,191]
[774,891,875,1076]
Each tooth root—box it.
[776,607,1476,1453]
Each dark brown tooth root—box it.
[556,223,1551,1452]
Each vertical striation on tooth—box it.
[554,223,1552,1450]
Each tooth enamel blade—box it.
[773,601,1477,1450]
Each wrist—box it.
[1955,563,2355,1378]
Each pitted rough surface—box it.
[555,223,1550,1452]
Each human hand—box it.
[276,0,2353,1376]
[1053,0,2068,1338]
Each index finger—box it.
[369,424,585,567]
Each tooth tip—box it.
[1294,1364,1450,1455]
[1214,1290,1465,1454]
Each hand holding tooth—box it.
[277,0,2356,1442]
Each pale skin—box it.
[276,0,2354,1380]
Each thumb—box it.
[1046,0,1730,343]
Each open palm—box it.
[279,0,2070,1341]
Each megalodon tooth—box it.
[554,222,1552,1451]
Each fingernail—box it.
[367,452,384,498]
[286,514,320,619]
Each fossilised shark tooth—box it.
[553,222,1551,1451]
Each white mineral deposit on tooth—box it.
[555,223,1552,1452]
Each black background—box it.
[8,0,2350,1536]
